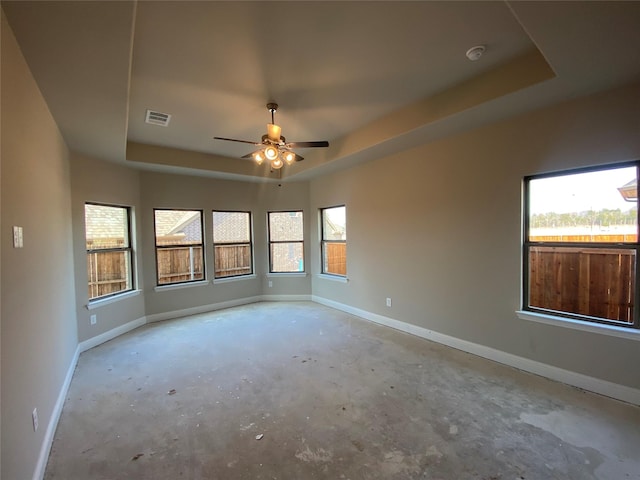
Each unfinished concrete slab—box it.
[45,302,640,479]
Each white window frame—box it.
[85,202,134,302]
[153,208,205,286]
[320,205,347,277]
[522,161,640,331]
[212,210,254,279]
[268,210,305,273]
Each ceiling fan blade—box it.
[213,136,260,146]
[293,152,305,162]
[287,141,329,148]
[241,151,258,159]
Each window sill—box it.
[213,274,256,284]
[317,273,349,283]
[154,280,209,292]
[267,272,307,278]
[516,310,640,342]
[87,289,141,310]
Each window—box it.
[524,162,639,329]
[154,209,204,285]
[85,203,133,300]
[268,211,304,273]
[212,211,253,278]
[321,205,347,276]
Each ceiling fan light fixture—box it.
[253,152,264,165]
[264,145,279,160]
[283,151,295,164]
[213,102,329,168]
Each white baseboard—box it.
[145,296,263,323]
[261,294,312,302]
[32,345,81,480]
[32,295,304,479]
[32,296,639,480]
[78,316,147,353]
[145,295,313,323]
[34,317,145,479]
[312,295,640,406]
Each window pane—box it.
[87,250,131,300]
[529,166,637,243]
[213,211,250,243]
[85,204,129,249]
[269,211,303,241]
[85,203,133,300]
[213,211,252,278]
[157,246,204,284]
[323,242,346,275]
[528,245,634,323]
[155,210,203,246]
[322,206,346,241]
[215,245,252,277]
[154,209,204,285]
[271,243,304,272]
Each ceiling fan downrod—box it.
[267,103,278,124]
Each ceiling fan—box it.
[214,103,329,169]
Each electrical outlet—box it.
[32,408,39,432]
[386,297,392,307]
[268,280,273,288]
[90,314,97,325]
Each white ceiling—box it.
[3,1,640,182]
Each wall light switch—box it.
[13,226,24,248]
[386,297,392,307]
[90,314,97,325]
[268,280,273,288]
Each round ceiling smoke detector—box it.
[466,45,485,61]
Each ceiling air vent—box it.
[145,109,171,127]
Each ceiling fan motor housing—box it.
[267,122,282,142]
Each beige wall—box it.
[1,11,78,480]
[2,6,639,474]
[310,81,640,390]
[71,158,312,330]
[140,172,310,317]
[70,153,146,342]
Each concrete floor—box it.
[45,302,640,479]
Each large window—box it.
[212,211,253,278]
[321,205,347,276]
[268,211,304,273]
[524,162,639,329]
[85,203,133,300]
[154,209,205,285]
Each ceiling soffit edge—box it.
[126,141,283,181]
[125,48,554,182]
[282,48,555,180]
